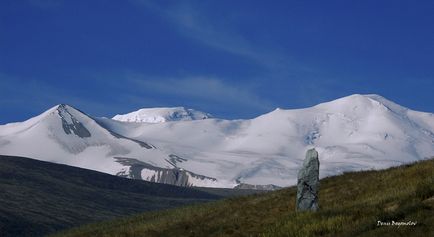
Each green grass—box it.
[53,158,434,237]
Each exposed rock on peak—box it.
[56,104,91,138]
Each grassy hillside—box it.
[0,155,223,237]
[54,158,434,237]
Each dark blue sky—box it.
[1,0,433,123]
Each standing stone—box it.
[296,148,320,211]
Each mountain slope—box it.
[52,158,434,237]
[0,155,220,237]
[0,104,157,172]
[0,104,219,187]
[1,94,433,188]
[100,94,434,186]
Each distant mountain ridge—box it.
[0,94,433,188]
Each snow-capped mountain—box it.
[112,107,212,123]
[0,104,219,187]
[1,94,433,188]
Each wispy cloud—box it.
[129,74,275,113]
[132,0,294,73]
[130,1,326,108]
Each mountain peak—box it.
[54,103,85,113]
[41,104,80,117]
[312,94,407,113]
[112,107,213,123]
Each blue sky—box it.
[1,0,433,123]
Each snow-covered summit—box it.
[112,107,213,123]
[314,94,405,111]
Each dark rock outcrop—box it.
[234,183,281,191]
[115,157,217,187]
[57,104,91,138]
[296,148,320,211]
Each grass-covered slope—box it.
[0,155,221,237]
[55,158,434,237]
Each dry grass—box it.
[53,158,434,237]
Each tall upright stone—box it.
[296,148,320,211]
